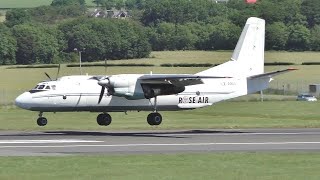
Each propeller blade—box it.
[98,86,105,104]
[55,64,61,80]
[44,72,52,81]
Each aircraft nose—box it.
[15,92,32,110]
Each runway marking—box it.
[1,141,320,148]
[0,140,103,144]
[163,132,320,136]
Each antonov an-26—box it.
[15,17,295,127]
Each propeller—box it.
[44,72,52,81]
[97,77,112,104]
[44,64,61,81]
[98,86,106,104]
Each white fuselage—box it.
[15,75,248,112]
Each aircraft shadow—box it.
[0,129,247,139]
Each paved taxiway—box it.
[0,128,320,156]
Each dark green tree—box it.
[0,24,17,65]
[287,24,311,50]
[309,25,320,51]
[51,0,85,6]
[207,22,241,50]
[266,22,289,50]
[13,23,61,64]
[301,0,320,27]
[5,9,31,27]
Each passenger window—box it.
[38,85,45,89]
[45,86,51,90]
[51,85,56,90]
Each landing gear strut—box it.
[37,112,47,126]
[97,113,112,126]
[147,96,163,126]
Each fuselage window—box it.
[51,85,56,90]
[38,85,45,89]
[45,86,51,90]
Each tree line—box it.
[0,0,320,65]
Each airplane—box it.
[15,17,296,127]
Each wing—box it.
[139,74,230,87]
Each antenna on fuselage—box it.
[104,59,108,74]
[55,64,61,80]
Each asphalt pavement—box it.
[0,128,320,156]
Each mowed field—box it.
[1,51,320,130]
[1,51,320,179]
[1,100,320,130]
[0,0,94,8]
[1,153,320,180]
[1,51,320,105]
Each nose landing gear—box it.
[37,112,47,126]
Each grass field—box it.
[0,152,320,179]
[1,51,320,179]
[0,0,94,8]
[1,101,320,130]
[1,51,319,105]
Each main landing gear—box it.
[147,96,163,126]
[37,112,47,126]
[96,113,112,126]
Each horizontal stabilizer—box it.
[248,68,297,79]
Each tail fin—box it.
[196,17,265,77]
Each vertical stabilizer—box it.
[197,17,265,77]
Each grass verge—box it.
[1,101,320,130]
[0,152,320,180]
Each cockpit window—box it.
[34,85,39,89]
[45,86,51,89]
[38,85,45,89]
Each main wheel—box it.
[37,117,47,126]
[147,113,162,126]
[97,113,112,126]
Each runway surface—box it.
[0,128,320,156]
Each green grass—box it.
[1,101,320,130]
[0,0,94,8]
[0,152,320,179]
[1,51,320,105]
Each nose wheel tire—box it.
[97,113,112,126]
[147,112,162,126]
[37,117,47,126]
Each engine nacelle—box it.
[99,75,186,100]
[106,75,145,100]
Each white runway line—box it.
[0,139,103,144]
[1,141,320,148]
[162,132,320,136]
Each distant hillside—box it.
[0,0,94,8]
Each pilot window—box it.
[34,85,39,89]
[38,85,45,89]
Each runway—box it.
[0,128,320,156]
